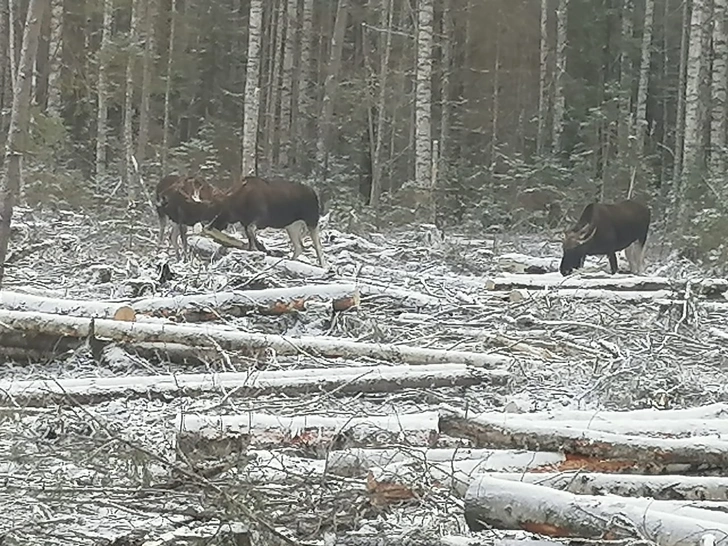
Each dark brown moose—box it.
[560,199,650,276]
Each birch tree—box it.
[161,0,176,175]
[122,0,140,197]
[634,0,655,161]
[710,0,728,176]
[136,0,157,168]
[552,0,568,153]
[679,0,710,226]
[0,0,9,122]
[45,0,61,117]
[0,0,47,285]
[536,0,550,156]
[414,0,434,213]
[241,0,263,177]
[278,0,297,167]
[315,0,349,178]
[95,0,113,182]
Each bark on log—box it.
[464,474,728,545]
[326,447,565,477]
[0,309,513,368]
[0,290,136,320]
[0,363,506,406]
[517,402,728,422]
[132,283,361,321]
[440,408,728,473]
[478,471,728,501]
[498,253,559,274]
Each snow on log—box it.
[141,521,249,546]
[175,411,440,460]
[0,363,505,406]
[516,403,728,423]
[326,447,565,477]
[484,272,728,295]
[0,309,513,368]
[237,450,326,483]
[498,253,559,274]
[0,290,136,321]
[504,288,675,303]
[439,407,728,472]
[132,283,361,321]
[482,471,728,501]
[464,474,728,545]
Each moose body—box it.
[155,174,228,259]
[560,199,650,276]
[221,176,327,268]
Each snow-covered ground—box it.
[0,205,727,545]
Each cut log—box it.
[0,290,136,321]
[0,363,506,406]
[141,521,249,546]
[176,411,440,461]
[464,474,728,545]
[515,402,728,423]
[326,447,565,477]
[0,309,514,368]
[503,288,675,303]
[498,253,559,274]
[132,283,361,321]
[479,471,728,501]
[439,407,728,473]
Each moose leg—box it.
[169,224,181,260]
[624,243,638,274]
[245,224,267,253]
[309,225,327,269]
[179,224,189,261]
[157,214,168,251]
[607,252,619,274]
[285,221,306,261]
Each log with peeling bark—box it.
[132,283,361,321]
[0,290,136,321]
[439,407,728,472]
[476,471,728,501]
[0,309,513,368]
[484,272,728,296]
[176,411,440,460]
[464,474,728,545]
[326,447,565,477]
[0,363,507,406]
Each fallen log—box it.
[439,407,728,473]
[141,521,249,546]
[498,253,559,274]
[464,474,728,545]
[0,309,513,368]
[0,290,136,321]
[132,283,361,321]
[505,288,674,303]
[512,402,728,423]
[0,363,506,406]
[326,447,565,477]
[176,411,440,461]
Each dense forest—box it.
[0,0,726,257]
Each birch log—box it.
[0,309,512,368]
[0,290,136,320]
[439,408,728,472]
[0,363,505,406]
[464,475,728,545]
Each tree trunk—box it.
[673,0,691,184]
[0,0,10,132]
[414,0,434,219]
[161,0,176,175]
[33,1,49,109]
[8,0,17,89]
[489,19,500,174]
[617,0,633,175]
[295,0,314,170]
[439,0,452,170]
[241,0,263,177]
[95,0,113,184]
[551,0,568,153]
[536,0,550,157]
[122,0,140,199]
[679,0,710,228]
[136,0,156,169]
[0,0,47,286]
[369,0,393,208]
[265,0,286,169]
[634,0,655,162]
[278,0,296,168]
[711,0,728,177]
[315,0,349,179]
[45,0,60,116]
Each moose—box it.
[155,174,327,268]
[560,199,651,276]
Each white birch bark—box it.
[45,0,61,116]
[0,0,47,286]
[136,0,156,166]
[536,0,549,156]
[0,0,9,115]
[95,0,113,183]
[551,0,568,152]
[122,0,140,198]
[278,0,296,167]
[241,0,263,177]
[161,0,176,175]
[711,0,728,175]
[315,0,349,177]
[7,0,17,89]
[370,0,393,207]
[634,0,655,160]
[414,0,434,209]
